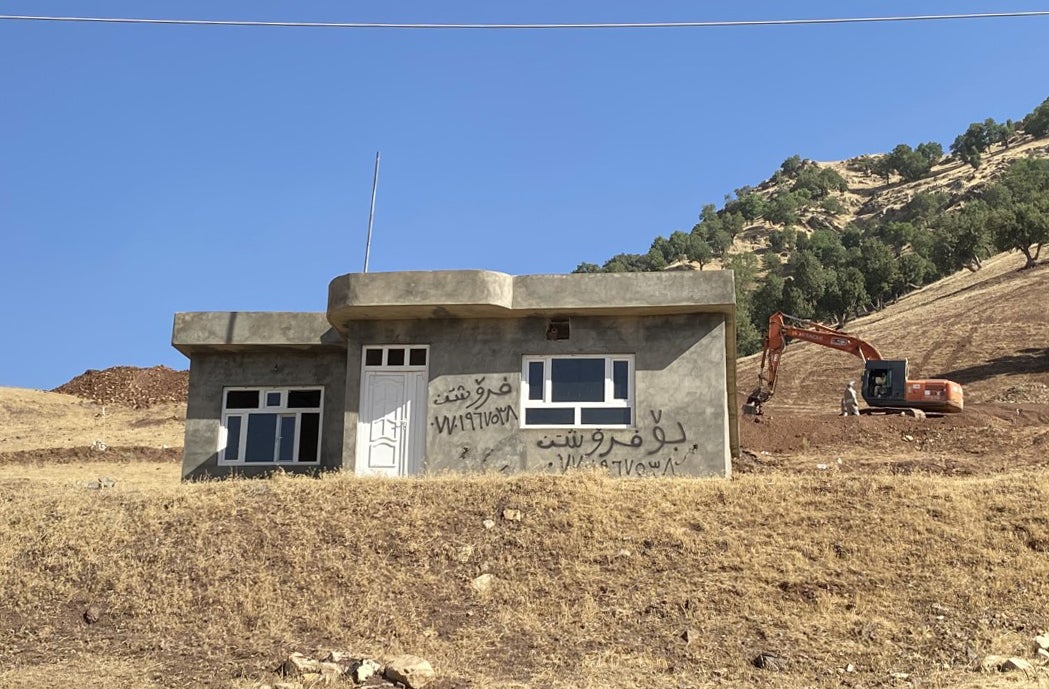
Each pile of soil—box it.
[52,366,189,409]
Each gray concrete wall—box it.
[342,313,731,477]
[182,349,347,480]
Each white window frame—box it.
[219,386,324,465]
[520,354,635,428]
[361,344,430,371]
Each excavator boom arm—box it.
[744,312,882,414]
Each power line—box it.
[1,10,1049,30]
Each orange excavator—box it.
[743,312,964,416]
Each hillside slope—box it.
[737,252,1049,472]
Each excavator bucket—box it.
[742,388,766,416]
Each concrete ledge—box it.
[512,271,735,313]
[172,312,344,356]
[327,271,513,327]
[327,269,735,329]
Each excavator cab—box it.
[861,360,908,406]
[862,359,964,414]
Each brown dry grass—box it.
[3,246,1048,688]
[2,469,1048,688]
[0,387,184,454]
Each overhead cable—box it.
[1,11,1049,30]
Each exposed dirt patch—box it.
[52,365,189,408]
[0,445,181,465]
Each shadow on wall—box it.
[937,348,1049,385]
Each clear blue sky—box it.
[2,1,1047,389]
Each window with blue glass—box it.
[521,355,634,427]
[220,387,322,464]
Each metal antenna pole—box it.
[363,151,380,273]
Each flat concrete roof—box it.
[171,312,343,356]
[326,269,735,330]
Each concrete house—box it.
[172,269,739,480]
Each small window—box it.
[362,345,429,369]
[522,355,634,427]
[226,390,260,409]
[220,387,323,464]
[288,389,322,408]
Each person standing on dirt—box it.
[841,381,860,416]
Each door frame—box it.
[355,345,429,476]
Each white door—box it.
[357,370,427,476]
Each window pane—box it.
[551,358,605,402]
[223,415,242,461]
[613,360,629,400]
[581,407,632,426]
[298,413,320,462]
[525,407,575,425]
[409,348,427,366]
[287,389,321,408]
[266,391,282,407]
[277,415,296,462]
[528,361,544,401]
[365,348,383,366]
[244,413,277,462]
[387,348,406,366]
[225,390,259,409]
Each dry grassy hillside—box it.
[2,472,1048,689]
[2,252,1049,688]
[724,133,1049,262]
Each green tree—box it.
[792,165,847,199]
[898,191,948,227]
[877,221,917,258]
[751,273,785,327]
[807,229,848,268]
[787,250,827,304]
[983,157,1049,267]
[603,253,657,272]
[1023,97,1049,138]
[723,253,763,355]
[686,228,713,269]
[819,266,868,327]
[764,192,802,227]
[931,203,993,273]
[885,143,940,181]
[710,229,734,258]
[782,284,816,319]
[779,154,805,177]
[574,262,602,273]
[721,211,746,238]
[951,122,992,169]
[731,191,766,223]
[859,239,900,309]
[762,250,783,275]
[898,252,934,289]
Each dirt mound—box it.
[52,366,189,409]
[0,446,181,465]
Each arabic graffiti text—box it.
[549,453,683,477]
[432,376,514,411]
[432,405,519,436]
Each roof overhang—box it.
[326,270,736,330]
